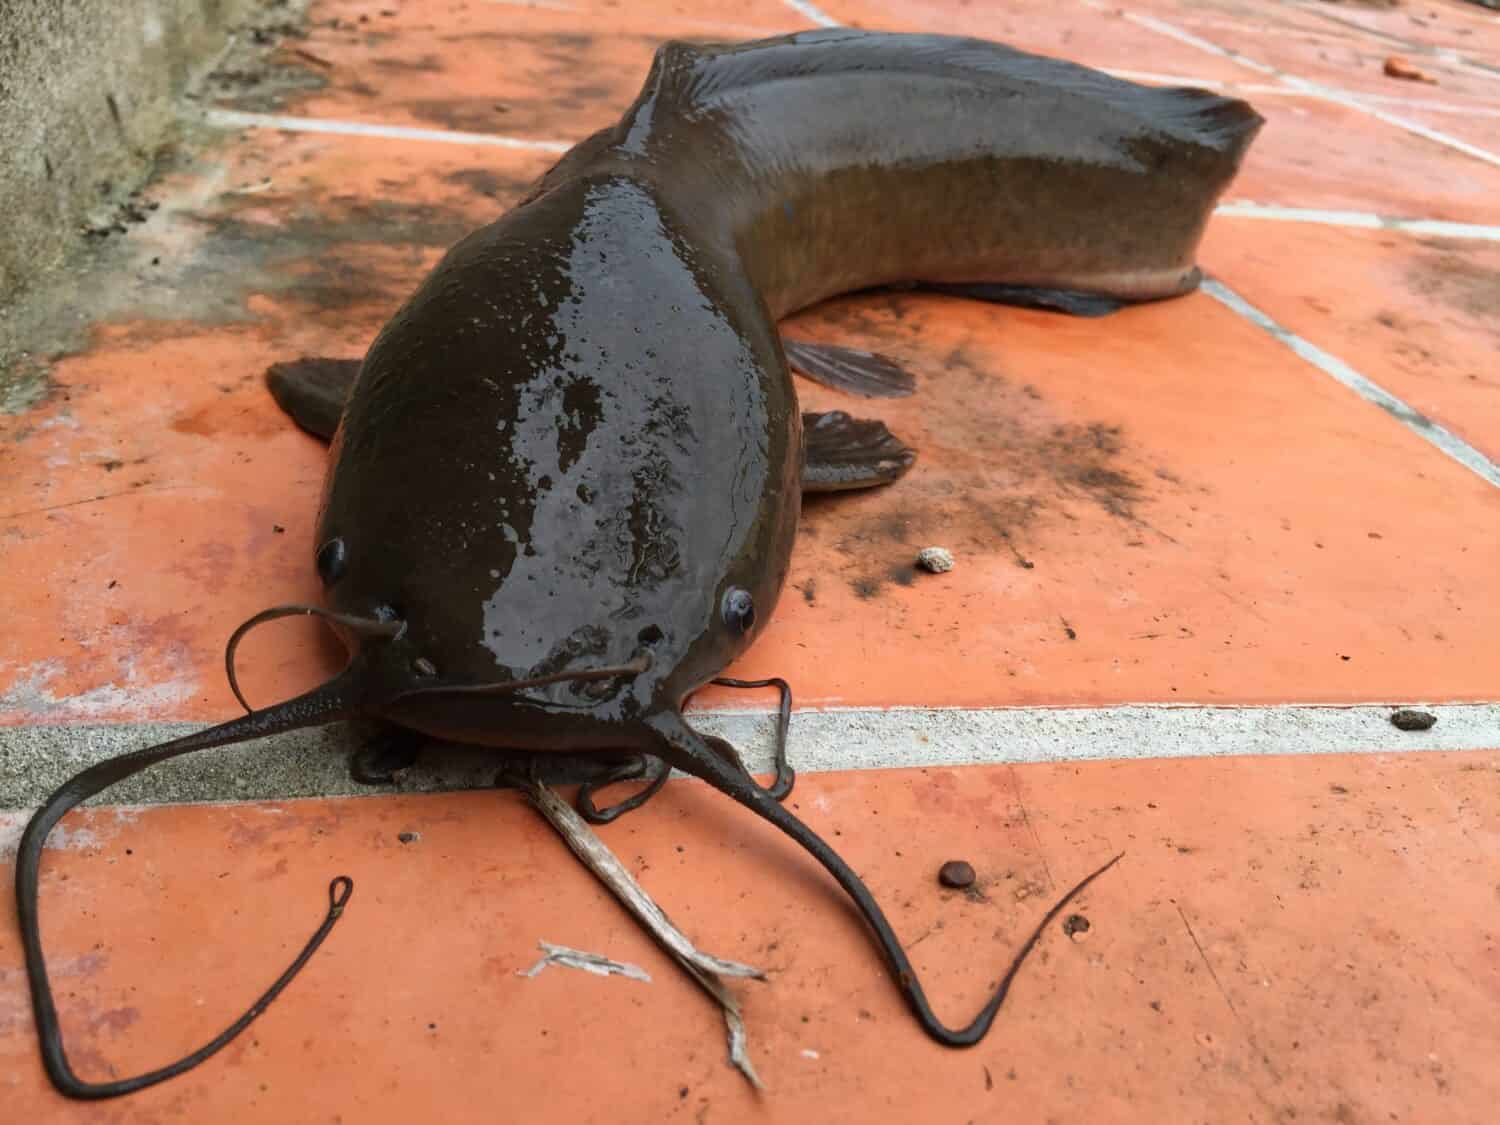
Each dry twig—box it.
[523,781,766,1088]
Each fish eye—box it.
[721,587,755,634]
[315,537,348,584]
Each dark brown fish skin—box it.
[321,30,1262,748]
[319,172,802,749]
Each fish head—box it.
[309,175,802,749]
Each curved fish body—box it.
[319,29,1262,742]
[18,30,1261,1099]
[569,29,1260,314]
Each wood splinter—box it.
[523,780,767,1089]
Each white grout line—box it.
[1214,200,1500,241]
[1277,74,1500,169]
[1425,49,1500,90]
[200,108,573,153]
[1342,94,1500,120]
[703,701,1500,774]
[1101,68,1500,118]
[1281,0,1500,88]
[778,0,840,29]
[1116,9,1280,75]
[1088,2,1500,168]
[2,702,1497,815]
[1202,279,1500,488]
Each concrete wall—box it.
[0,0,258,304]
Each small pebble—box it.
[1390,709,1437,732]
[1383,55,1436,83]
[1062,913,1091,940]
[916,546,954,574]
[938,860,976,888]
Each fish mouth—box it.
[223,600,655,715]
[383,651,655,706]
[372,647,660,750]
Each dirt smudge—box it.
[799,333,1174,601]
[1409,242,1500,332]
[370,53,446,74]
[158,194,482,321]
[407,97,560,136]
[168,539,240,596]
[1,354,54,415]
[170,395,286,439]
[443,167,539,204]
[380,30,719,137]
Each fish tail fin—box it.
[1159,86,1266,157]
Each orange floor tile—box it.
[1231,95,1500,225]
[4,752,1499,1122]
[1164,3,1500,100]
[1202,221,1500,457]
[1402,106,1500,156]
[1266,0,1500,51]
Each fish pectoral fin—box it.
[927,282,1127,318]
[802,410,916,493]
[783,338,916,398]
[265,357,363,441]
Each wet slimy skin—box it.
[17,30,1261,1099]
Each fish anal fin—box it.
[928,282,1128,318]
[784,339,916,398]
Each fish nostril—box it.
[315,537,348,584]
[371,604,408,639]
[721,588,755,635]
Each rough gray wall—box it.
[0,0,258,304]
